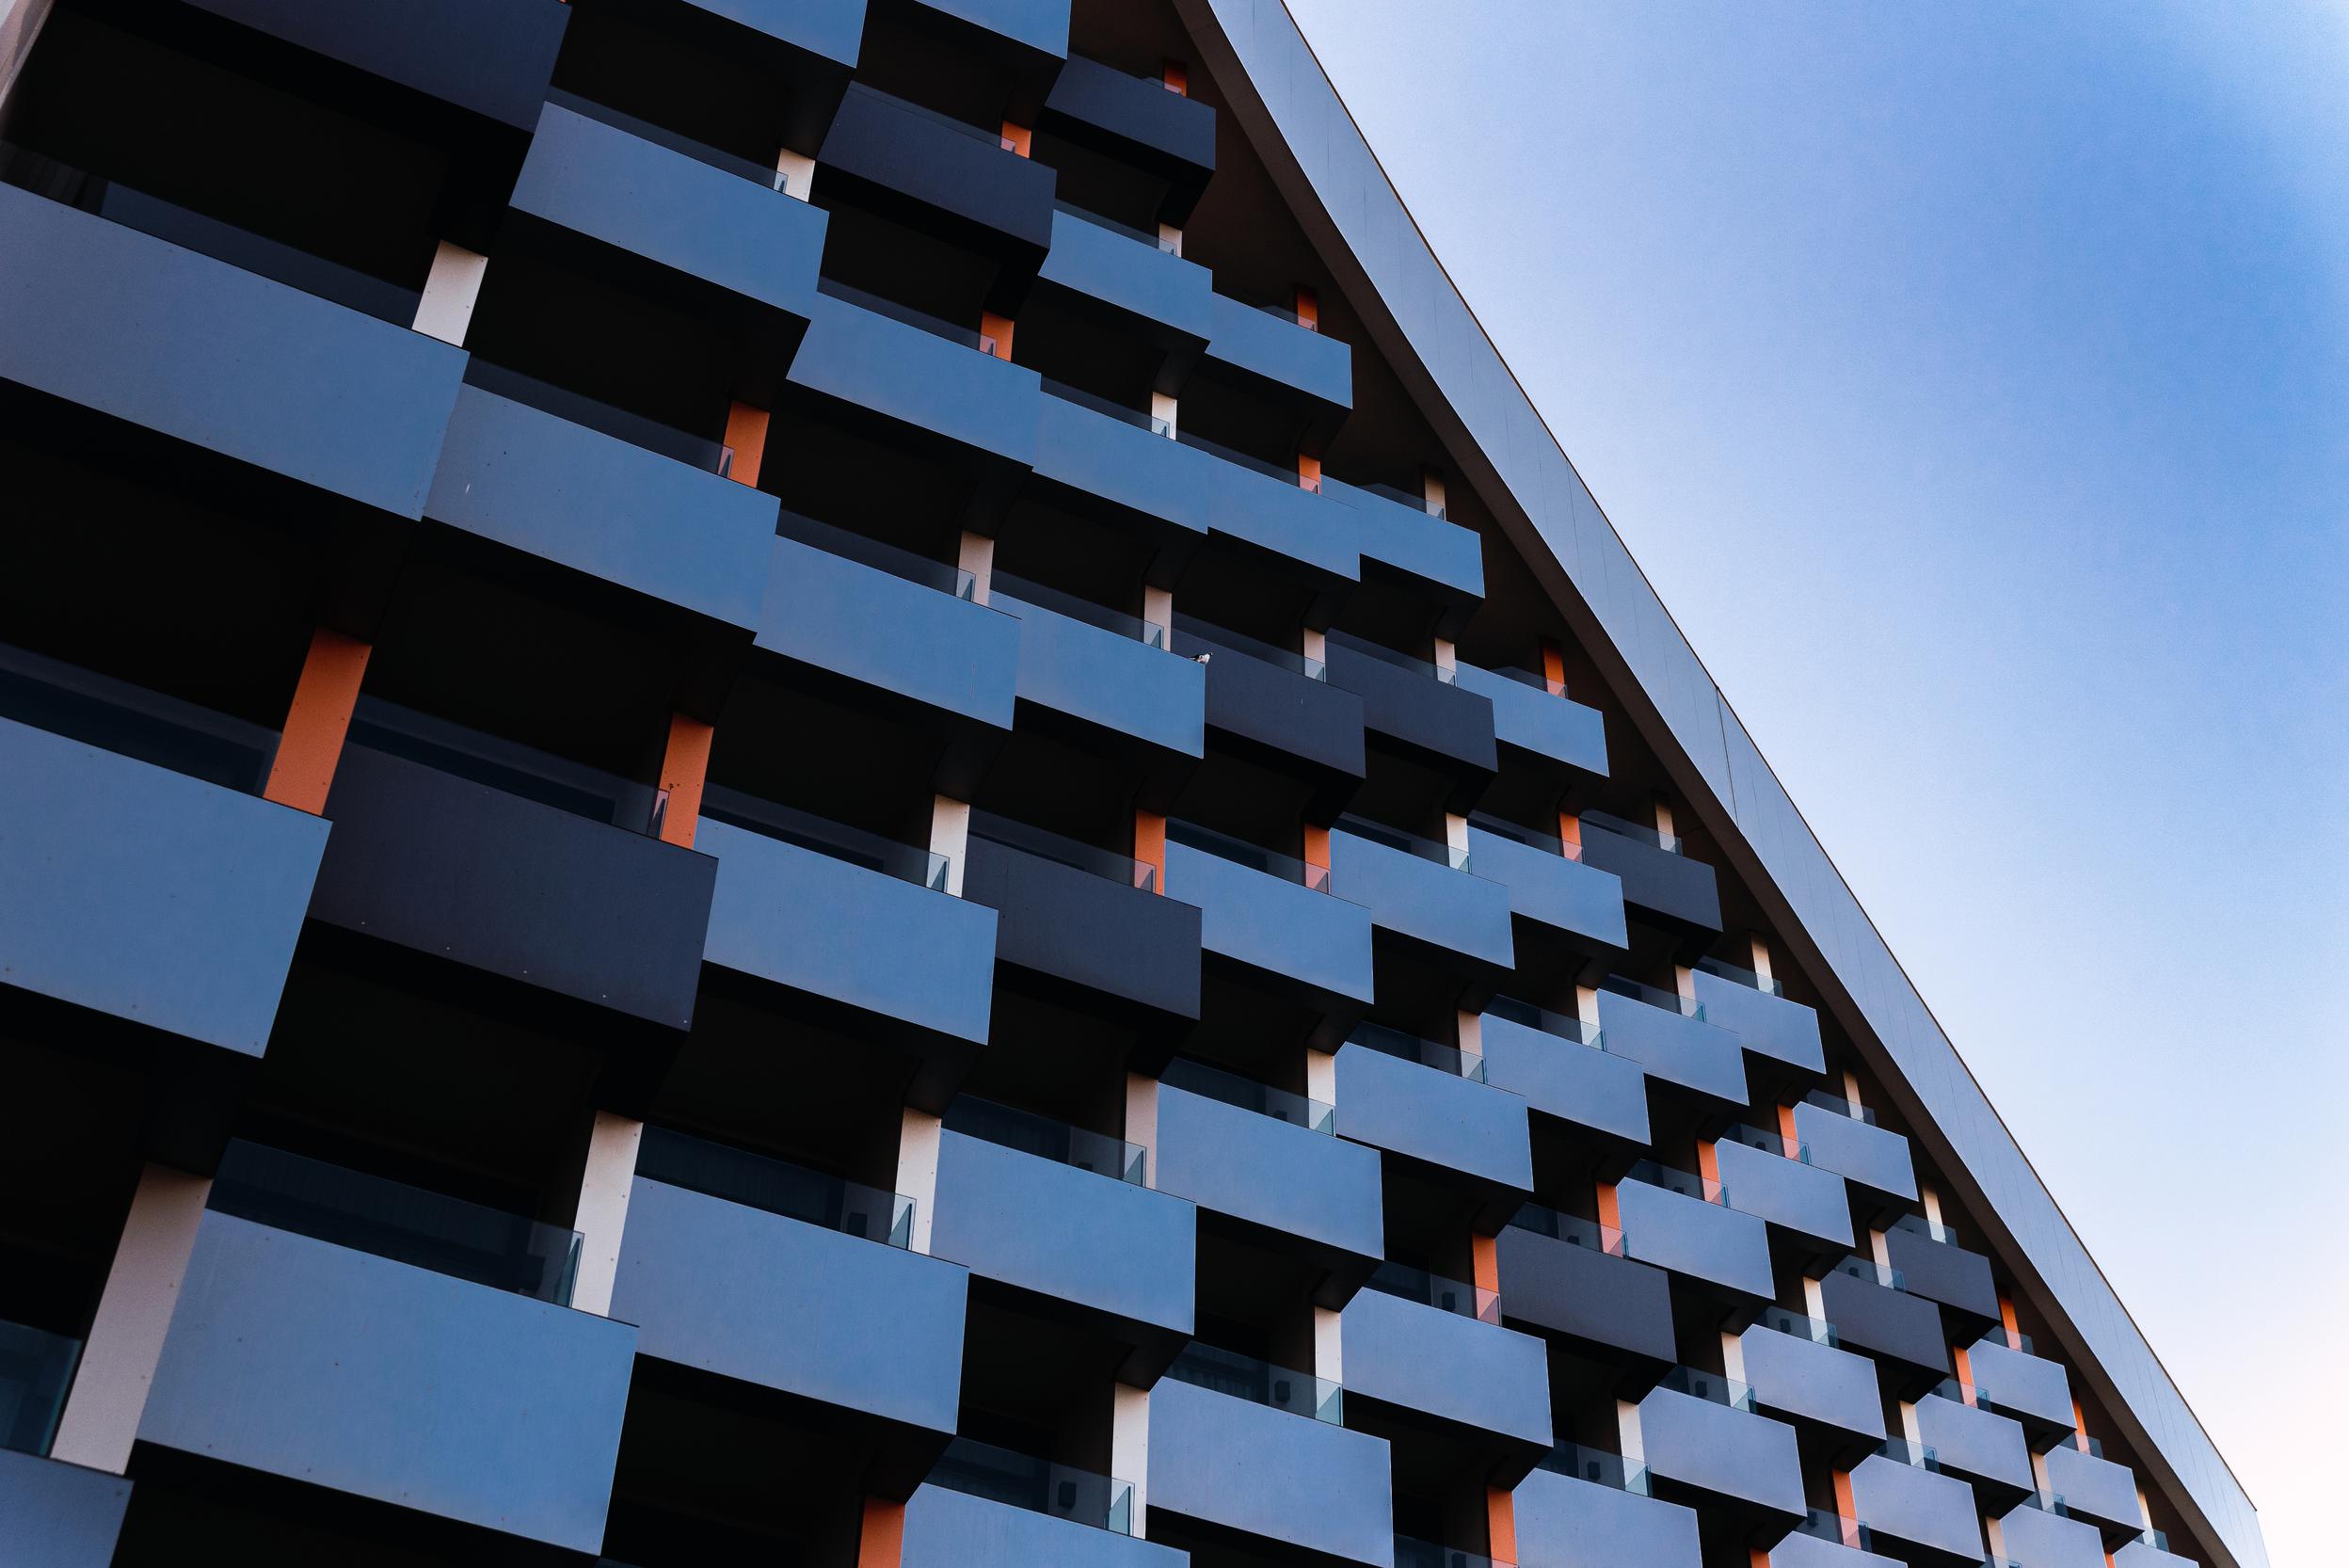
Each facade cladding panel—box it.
[0,3,2257,1568]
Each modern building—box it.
[0,3,2264,1567]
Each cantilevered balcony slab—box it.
[1203,457,1362,613]
[1883,1222,2001,1333]
[1204,292,1351,446]
[310,744,713,1030]
[1847,1452,1986,1568]
[2045,1442,2145,1543]
[1576,821,1720,945]
[1467,827,1628,957]
[1181,626,1366,823]
[964,833,1201,1041]
[141,1211,633,1554]
[1453,663,1608,799]
[425,384,776,632]
[1638,1382,1806,1538]
[1615,1172,1774,1306]
[1714,1136,1852,1255]
[930,1128,1193,1383]
[648,0,866,152]
[1479,1011,1649,1148]
[1334,1041,1531,1229]
[1997,1499,2109,1568]
[995,588,1205,803]
[0,1448,131,1568]
[1691,969,1826,1077]
[1769,1523,1907,1568]
[1323,633,1496,811]
[1496,1220,1675,1382]
[820,86,1056,299]
[1738,1322,1884,1467]
[1036,206,1213,382]
[1147,1374,1394,1568]
[1793,1100,1917,1205]
[1029,389,1210,558]
[1966,1336,2076,1442]
[2115,1537,2200,1568]
[1596,990,1746,1111]
[0,716,327,1059]
[1330,825,1514,997]
[1040,55,1216,225]
[1340,1285,1553,1484]
[1817,1264,1948,1393]
[1155,1080,1382,1306]
[1914,1390,2034,1511]
[1514,1462,1700,1568]
[0,183,464,520]
[1323,479,1481,641]
[1165,839,1374,1025]
[901,1481,1183,1568]
[904,0,1068,98]
[697,817,997,1108]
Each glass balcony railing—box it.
[775,509,976,599]
[1658,1365,1757,1414]
[1465,810,1582,862]
[1337,814,1471,872]
[2075,1435,2106,1459]
[348,697,664,835]
[989,569,1172,650]
[2017,1489,2069,1516]
[1326,629,1459,685]
[1600,975,1705,1022]
[464,359,733,473]
[927,1435,1135,1535]
[1350,478,1446,520]
[1169,614,1327,681]
[1722,1122,1810,1163]
[818,276,1000,354]
[1395,1535,1502,1568]
[1756,1306,1839,1348]
[1537,1439,1652,1496]
[1366,1261,1499,1325]
[542,89,794,191]
[634,1127,912,1248]
[1160,1058,1334,1135]
[1482,996,1606,1052]
[0,1320,80,1457]
[1164,1341,1342,1424]
[1794,1510,1875,1553]
[702,787,951,889]
[855,85,1024,153]
[1166,818,1331,893]
[207,1141,583,1305]
[1220,286,1316,332]
[943,1096,1146,1186]
[1052,198,1180,254]
[1877,1437,1941,1472]
[2137,1528,2173,1552]
[1695,955,1786,997]
[1623,1160,1728,1208]
[1832,1255,1906,1291]
[1174,426,1314,488]
[1931,1376,1994,1411]
[0,641,280,795]
[1346,1020,1486,1083]
[1891,1212,1963,1246]
[1580,808,1683,855]
[1801,1088,1880,1127]
[1509,1202,1626,1257]
[1040,376,1174,438]
[968,808,1157,893]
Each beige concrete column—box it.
[1444,812,1468,866]
[1143,586,1174,650]
[1124,1074,1159,1189]
[1616,1399,1646,1464]
[1313,1304,1344,1385]
[1302,627,1327,674]
[1842,1069,1866,1114]
[51,1164,211,1474]
[930,795,970,898]
[1431,636,1457,677]
[1576,984,1602,1034]
[1150,392,1178,435]
[1748,934,1775,984]
[412,242,487,346]
[570,1112,643,1318]
[774,149,816,199]
[1306,1046,1337,1112]
[1155,223,1182,258]
[897,1109,943,1256]
[957,532,995,605]
[1111,1383,1151,1537]
[1422,470,1447,517]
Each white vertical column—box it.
[1803,1272,1829,1321]
[51,1164,212,1474]
[930,795,970,898]
[1869,1226,1893,1272]
[774,150,816,200]
[1922,1183,1944,1231]
[411,242,487,346]
[897,1109,943,1256]
[1842,1069,1866,1115]
[1306,1045,1337,1109]
[571,1112,643,1318]
[958,532,995,605]
[1575,984,1602,1036]
[1748,934,1775,984]
[1111,1383,1151,1537]
[1124,1074,1159,1189]
[1444,812,1468,867]
[1421,469,1447,518]
[1155,223,1182,258]
[1719,1330,1747,1385]
[1616,1399,1646,1464]
[1653,798,1676,842]
[1302,627,1327,673]
[1150,392,1178,435]
[1431,636,1457,677]
[1314,1304,1345,1386]
[1143,586,1174,650]
[1899,1400,1924,1445]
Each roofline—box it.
[1173,3,2266,1563]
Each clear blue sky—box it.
[1282,4,2349,1563]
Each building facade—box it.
[0,3,2263,1568]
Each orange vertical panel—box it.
[1135,809,1166,894]
[723,402,770,488]
[1303,824,1331,871]
[1161,61,1189,95]
[1486,1486,1517,1566]
[1749,1551,1770,1568]
[1540,639,1566,696]
[657,715,714,849]
[1558,810,1582,862]
[855,1498,904,1568]
[1697,1139,1719,1190]
[999,121,1031,157]
[2073,1398,2091,1452]
[1833,1468,1858,1529]
[1776,1101,1799,1153]
[1596,1180,1620,1233]
[2000,1295,2021,1350]
[1471,1234,1499,1295]
[1295,285,1318,330]
[263,628,372,815]
[1297,453,1321,491]
[1953,1343,1975,1404]
[981,311,1015,360]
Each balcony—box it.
[1465,821,1629,958]
[0,1448,130,1568]
[964,815,1202,1040]
[2045,1440,2145,1543]
[1148,1361,1394,1567]
[617,0,865,152]
[423,382,777,632]
[608,1132,967,1496]
[1330,820,1515,996]
[1341,1266,1553,1483]
[1596,982,1747,1111]
[906,0,1069,72]
[1771,1513,1906,1568]
[1479,1003,1650,1148]
[1334,1033,1533,1228]
[1496,1208,1675,1379]
[1164,825,1375,1026]
[1322,478,1481,641]
[1848,1447,1986,1568]
[929,1115,1193,1382]
[143,1178,632,1551]
[1997,1496,2110,1568]
[1323,632,1497,811]
[507,98,826,381]
[1452,663,1609,797]
[309,739,714,1029]
[1614,1163,1774,1305]
[1966,1336,2078,1443]
[1882,1214,2001,1333]
[902,1462,1178,1568]
[1154,1064,1383,1306]
[1738,1317,1884,1467]
[1036,204,1214,379]
[1172,616,1366,822]
[1713,1127,1853,1254]
[1039,56,1217,225]
[0,713,327,1058]
[1914,1385,2035,1511]
[0,181,464,520]
[1793,1094,1918,1204]
[1514,1452,1701,1568]
[992,574,1206,799]
[1191,432,1362,604]
[819,86,1056,294]
[2116,1534,2199,1568]
[696,808,997,1112]
[1575,812,1721,944]
[1638,1370,1806,1538]
[1204,291,1352,448]
[1691,962,1826,1077]
[1817,1258,1950,1392]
